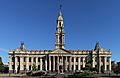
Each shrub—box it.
[26,71,32,76]
[31,71,45,76]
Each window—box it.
[38,65,40,70]
[12,65,14,69]
[33,57,36,62]
[29,57,31,62]
[107,65,109,70]
[59,22,61,26]
[76,65,78,70]
[38,57,40,62]
[81,57,83,62]
[95,57,97,62]
[107,57,109,62]
[12,57,15,62]
[76,57,78,62]
[72,57,74,62]
[29,65,31,70]
[24,57,26,62]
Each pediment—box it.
[49,48,73,55]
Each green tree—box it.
[32,64,37,71]
[0,62,4,73]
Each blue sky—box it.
[0,0,120,63]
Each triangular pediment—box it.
[49,48,73,55]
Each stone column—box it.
[53,56,55,71]
[36,57,38,70]
[9,56,12,73]
[31,57,33,70]
[92,56,95,68]
[109,57,111,71]
[40,57,42,70]
[78,57,81,71]
[26,57,29,71]
[74,57,76,71]
[104,57,107,71]
[57,56,59,72]
[45,56,47,71]
[83,57,85,68]
[69,56,72,71]
[15,56,18,73]
[49,56,51,71]
[20,57,24,72]
[61,56,64,73]
[98,56,101,73]
[65,56,68,71]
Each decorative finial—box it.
[59,0,62,16]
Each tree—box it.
[0,62,4,73]
[32,64,37,71]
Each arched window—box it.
[59,22,61,26]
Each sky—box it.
[0,0,120,63]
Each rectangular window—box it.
[12,65,14,69]
[29,65,31,70]
[34,57,36,62]
[76,65,78,70]
[38,65,40,70]
[24,57,26,62]
[76,57,78,62]
[81,57,83,62]
[72,57,74,62]
[107,65,109,70]
[29,57,31,62]
[12,57,15,62]
[107,57,109,62]
[38,57,40,62]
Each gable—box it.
[49,48,73,55]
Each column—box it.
[78,57,81,71]
[15,56,17,73]
[69,56,72,71]
[9,56,12,73]
[109,57,111,71]
[98,56,101,73]
[65,56,67,71]
[74,57,76,71]
[57,56,59,72]
[45,56,47,71]
[62,56,63,73]
[92,56,95,68]
[20,57,24,71]
[83,57,85,68]
[26,57,29,71]
[49,56,51,71]
[40,57,42,70]
[104,57,107,71]
[53,56,55,71]
[36,57,38,70]
[31,57,33,70]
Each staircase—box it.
[56,73,65,78]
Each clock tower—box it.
[55,9,65,49]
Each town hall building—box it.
[9,7,112,74]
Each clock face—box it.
[58,28,62,33]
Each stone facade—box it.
[9,9,112,74]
